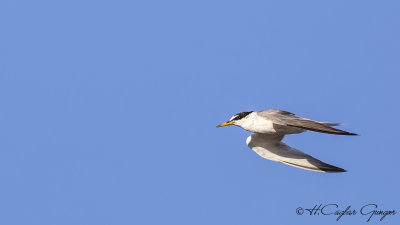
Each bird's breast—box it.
[241,116,276,134]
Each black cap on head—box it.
[230,111,253,121]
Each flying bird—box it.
[216,109,357,172]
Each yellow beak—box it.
[216,121,234,128]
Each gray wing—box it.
[246,133,346,172]
[258,109,357,135]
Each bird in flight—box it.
[216,109,357,172]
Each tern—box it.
[216,109,357,172]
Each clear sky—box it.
[1,0,399,224]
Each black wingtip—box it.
[344,132,358,136]
[327,129,358,136]
[325,167,347,173]
[332,128,358,136]
[320,162,347,172]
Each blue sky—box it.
[1,0,399,224]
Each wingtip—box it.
[324,167,347,173]
[335,130,358,136]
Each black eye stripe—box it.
[231,111,253,121]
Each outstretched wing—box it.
[246,133,346,172]
[257,109,357,135]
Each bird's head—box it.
[216,111,253,128]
